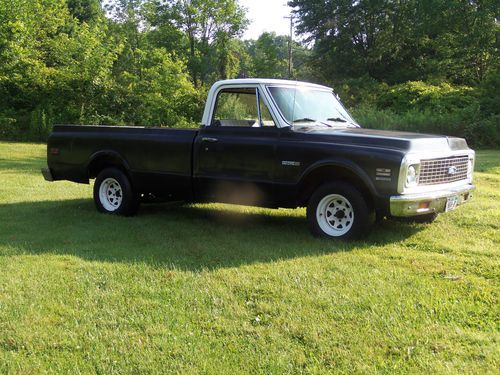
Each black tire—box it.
[93,168,139,216]
[306,182,374,240]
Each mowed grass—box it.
[0,142,498,374]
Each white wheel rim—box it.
[99,178,123,212]
[316,194,354,236]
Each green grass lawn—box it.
[0,142,498,374]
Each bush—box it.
[478,70,500,116]
[344,79,498,148]
[29,106,54,142]
[376,81,479,114]
[352,105,499,148]
[333,75,388,108]
[0,115,17,139]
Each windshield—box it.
[267,86,358,127]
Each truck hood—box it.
[292,126,470,153]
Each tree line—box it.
[0,0,498,146]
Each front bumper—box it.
[390,184,475,217]
[41,167,54,181]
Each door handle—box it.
[201,137,218,143]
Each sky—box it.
[239,0,294,40]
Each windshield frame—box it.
[264,84,358,128]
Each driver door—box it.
[194,86,279,206]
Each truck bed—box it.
[47,125,199,199]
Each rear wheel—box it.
[94,168,139,216]
[307,182,373,240]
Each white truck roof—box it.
[210,78,332,91]
[202,79,334,127]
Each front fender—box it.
[298,158,378,197]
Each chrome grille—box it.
[419,156,469,185]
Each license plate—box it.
[445,195,459,212]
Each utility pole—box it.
[284,14,295,79]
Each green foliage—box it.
[334,76,389,108]
[148,0,249,85]
[29,105,54,141]
[338,77,499,148]
[241,32,313,80]
[478,69,500,116]
[289,0,499,85]
[0,0,124,137]
[376,81,478,114]
[0,113,17,139]
[0,0,206,138]
[0,0,497,145]
[246,32,289,78]
[352,105,499,148]
[67,0,103,23]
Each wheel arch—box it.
[87,150,132,180]
[297,160,376,209]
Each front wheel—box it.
[307,182,373,240]
[93,168,139,216]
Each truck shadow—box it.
[0,199,422,270]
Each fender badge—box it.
[282,160,301,167]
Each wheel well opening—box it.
[87,155,129,180]
[298,166,374,209]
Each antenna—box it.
[283,14,295,79]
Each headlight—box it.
[406,164,420,186]
[467,157,474,178]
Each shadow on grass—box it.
[0,157,46,174]
[0,198,422,270]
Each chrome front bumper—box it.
[390,184,475,217]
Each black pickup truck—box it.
[42,79,475,239]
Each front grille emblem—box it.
[448,166,457,175]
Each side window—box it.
[212,88,276,128]
[213,88,259,127]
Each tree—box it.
[96,0,201,125]
[432,0,499,84]
[148,0,248,86]
[0,0,120,136]
[0,0,200,136]
[67,0,104,23]
[247,32,289,78]
[289,0,499,85]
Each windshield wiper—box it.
[292,117,317,123]
[326,117,347,123]
[293,118,333,128]
[326,117,360,128]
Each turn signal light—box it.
[418,202,430,210]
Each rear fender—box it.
[87,150,132,181]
